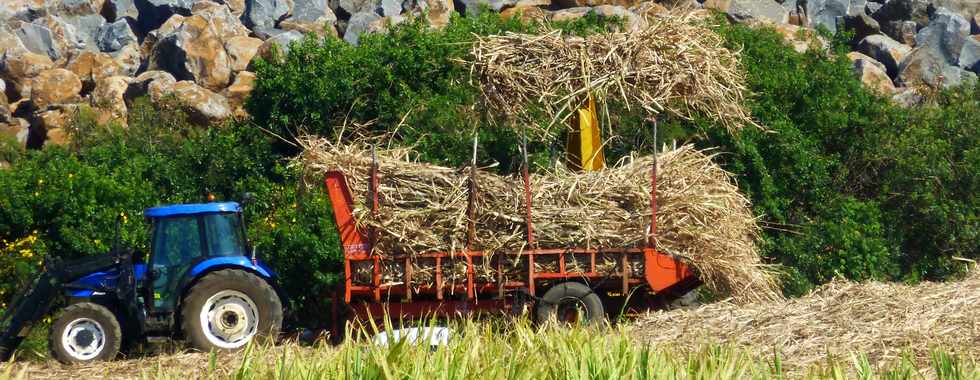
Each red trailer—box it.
[323,137,699,333]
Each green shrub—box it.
[0,100,341,317]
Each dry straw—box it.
[468,11,756,134]
[299,137,781,303]
[632,270,980,375]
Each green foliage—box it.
[697,21,979,294]
[0,100,341,316]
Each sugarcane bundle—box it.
[300,138,781,303]
[468,11,755,135]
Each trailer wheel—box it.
[536,282,605,325]
[48,303,122,364]
[181,270,282,352]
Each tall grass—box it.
[0,319,975,379]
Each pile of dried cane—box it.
[468,11,755,134]
[632,269,980,375]
[299,138,780,303]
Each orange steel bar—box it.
[435,256,444,300]
[405,256,412,302]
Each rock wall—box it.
[1,0,977,148]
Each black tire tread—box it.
[48,302,122,364]
[180,269,282,352]
[535,282,605,325]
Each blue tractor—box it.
[0,202,284,364]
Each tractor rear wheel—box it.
[181,270,283,352]
[48,302,122,364]
[535,282,605,326]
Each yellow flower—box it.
[68,173,74,179]
[37,179,44,185]
[20,249,32,258]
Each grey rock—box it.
[96,19,137,52]
[844,11,880,44]
[914,7,971,65]
[727,0,789,24]
[891,87,924,107]
[134,0,195,33]
[864,1,882,16]
[56,0,100,16]
[61,13,107,51]
[250,25,288,39]
[848,0,866,16]
[103,0,138,22]
[337,0,377,15]
[15,22,59,60]
[343,11,381,45]
[897,46,977,88]
[293,0,335,22]
[260,29,304,55]
[806,0,850,34]
[379,0,402,17]
[856,33,913,77]
[959,36,980,73]
[242,0,290,29]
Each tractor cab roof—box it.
[144,202,241,218]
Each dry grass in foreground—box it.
[633,269,980,375]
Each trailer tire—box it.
[181,270,282,352]
[536,282,605,326]
[49,302,122,364]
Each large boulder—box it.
[843,11,880,45]
[103,0,139,22]
[29,16,87,62]
[134,0,195,33]
[705,0,788,24]
[34,103,78,146]
[256,30,304,60]
[223,70,255,117]
[913,7,971,65]
[422,0,454,28]
[148,14,232,91]
[29,68,82,109]
[91,75,130,124]
[170,80,231,124]
[0,118,30,149]
[343,12,382,45]
[856,34,912,77]
[550,7,591,22]
[191,1,251,40]
[0,79,8,123]
[958,35,980,73]
[848,51,895,94]
[242,0,291,29]
[897,46,978,88]
[95,18,137,52]
[0,50,54,100]
[805,0,849,33]
[65,51,127,91]
[224,35,263,72]
[499,4,549,23]
[126,70,177,101]
[280,0,338,37]
[15,22,60,61]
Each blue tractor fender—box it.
[179,257,288,310]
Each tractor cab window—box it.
[150,216,204,310]
[203,213,246,257]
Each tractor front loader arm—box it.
[0,255,121,361]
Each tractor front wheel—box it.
[48,302,122,364]
[181,270,283,352]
